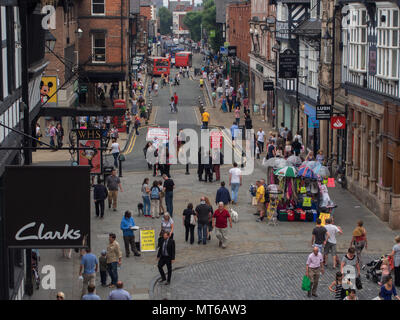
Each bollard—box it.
[185,163,190,175]
[119,159,123,177]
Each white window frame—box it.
[92,0,105,16]
[92,33,106,63]
[310,0,320,20]
[377,7,399,80]
[277,3,288,21]
[299,41,307,84]
[308,47,318,88]
[348,7,367,73]
[14,7,21,89]
[342,20,348,67]
[1,6,8,98]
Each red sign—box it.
[210,131,223,149]
[113,99,126,132]
[331,116,346,129]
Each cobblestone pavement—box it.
[152,253,381,300]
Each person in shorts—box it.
[324,218,343,269]
[311,218,329,254]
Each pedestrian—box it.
[294,131,303,145]
[98,250,107,287]
[106,233,122,288]
[201,109,210,129]
[255,180,266,222]
[306,151,314,161]
[49,123,56,150]
[316,150,325,163]
[79,248,98,298]
[163,174,175,217]
[305,246,324,297]
[234,106,240,126]
[324,218,343,269]
[161,212,174,239]
[106,169,123,211]
[311,218,328,253]
[108,281,132,300]
[261,101,266,122]
[154,82,159,96]
[379,276,400,300]
[125,110,131,134]
[328,272,346,300]
[150,180,161,218]
[82,284,101,300]
[215,181,231,207]
[256,128,266,154]
[204,197,214,241]
[284,141,293,158]
[182,203,196,244]
[292,138,302,156]
[229,162,242,205]
[157,231,175,285]
[379,258,391,286]
[141,178,151,217]
[244,113,252,130]
[173,92,178,109]
[212,202,232,249]
[212,149,223,181]
[110,138,120,168]
[195,197,213,245]
[134,115,140,135]
[56,123,64,149]
[343,289,358,300]
[212,90,216,107]
[56,292,65,300]
[144,142,153,170]
[388,235,400,287]
[340,247,361,280]
[350,220,367,266]
[93,177,108,218]
[120,210,141,258]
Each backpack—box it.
[150,186,160,199]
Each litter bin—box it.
[253,104,260,114]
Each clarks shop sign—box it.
[4,166,91,248]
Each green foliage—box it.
[159,7,172,35]
[183,11,202,42]
[201,0,223,52]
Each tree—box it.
[159,7,172,35]
[201,0,223,53]
[183,12,202,42]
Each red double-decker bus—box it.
[174,51,192,68]
[147,56,170,76]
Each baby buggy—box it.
[363,255,392,283]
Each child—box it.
[328,272,346,300]
[379,258,390,285]
[99,250,107,287]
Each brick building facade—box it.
[77,0,130,103]
[226,1,251,90]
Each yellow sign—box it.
[323,178,328,185]
[300,187,307,194]
[303,197,311,207]
[140,229,156,252]
[40,76,57,103]
[319,213,331,226]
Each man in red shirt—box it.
[173,92,178,109]
[212,202,232,249]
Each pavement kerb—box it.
[148,249,383,299]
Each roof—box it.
[293,18,321,36]
[169,1,192,12]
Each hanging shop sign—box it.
[316,105,332,120]
[331,116,346,129]
[4,166,91,249]
[263,81,274,91]
[75,129,103,174]
[308,116,319,129]
[279,49,298,79]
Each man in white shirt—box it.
[261,101,267,122]
[229,162,242,205]
[256,128,266,153]
[324,218,343,269]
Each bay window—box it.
[377,8,399,79]
[349,8,367,72]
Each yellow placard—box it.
[41,76,57,103]
[303,197,312,207]
[319,213,331,226]
[140,229,156,252]
[300,187,307,194]
[323,178,328,185]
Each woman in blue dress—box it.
[221,97,228,113]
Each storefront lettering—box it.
[15,222,81,241]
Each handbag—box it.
[301,275,311,291]
[252,196,258,206]
[190,214,196,226]
[355,276,363,290]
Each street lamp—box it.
[76,28,83,39]
[45,29,56,51]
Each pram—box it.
[363,255,393,283]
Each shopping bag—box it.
[301,275,311,291]
[356,277,363,290]
[252,197,258,206]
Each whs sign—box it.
[330,116,346,129]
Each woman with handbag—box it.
[204,197,214,241]
[182,203,196,244]
[350,220,367,266]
